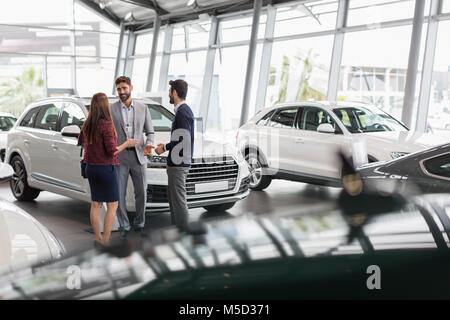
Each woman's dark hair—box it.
[169,79,188,99]
[82,93,117,144]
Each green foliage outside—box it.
[269,49,327,105]
[0,67,45,117]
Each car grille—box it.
[147,185,168,203]
[186,156,239,196]
[146,156,240,203]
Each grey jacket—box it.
[110,100,155,165]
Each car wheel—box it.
[245,150,272,191]
[203,202,236,212]
[10,155,40,201]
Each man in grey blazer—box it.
[111,76,154,239]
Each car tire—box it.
[203,202,236,212]
[10,155,40,201]
[245,149,272,191]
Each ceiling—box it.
[78,0,307,31]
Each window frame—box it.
[420,151,450,182]
[297,106,343,134]
[267,107,300,129]
[58,102,87,131]
[19,107,40,128]
[34,103,62,132]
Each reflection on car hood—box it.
[355,131,447,152]
[2,194,449,299]
[0,200,64,275]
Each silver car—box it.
[5,96,250,214]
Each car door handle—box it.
[24,139,30,145]
[294,138,304,144]
[51,144,58,150]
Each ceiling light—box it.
[124,12,134,21]
[187,0,196,6]
[98,2,106,9]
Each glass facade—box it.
[1,0,449,137]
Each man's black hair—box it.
[169,79,188,99]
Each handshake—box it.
[113,139,166,156]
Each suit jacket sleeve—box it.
[165,109,192,152]
[143,104,155,146]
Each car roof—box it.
[260,100,378,114]
[0,112,16,118]
[30,96,163,107]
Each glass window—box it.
[35,104,61,131]
[19,107,40,128]
[0,0,73,26]
[0,25,72,55]
[266,36,334,107]
[75,31,119,58]
[167,52,207,116]
[135,30,165,55]
[60,103,86,130]
[0,117,16,131]
[426,20,450,137]
[219,15,266,43]
[148,104,174,132]
[338,25,415,121]
[347,0,415,26]
[256,110,275,126]
[76,57,115,97]
[171,22,210,50]
[268,108,298,128]
[274,2,338,37]
[424,154,450,179]
[332,105,407,133]
[299,107,336,131]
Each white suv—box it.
[237,101,445,190]
[6,97,250,212]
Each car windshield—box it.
[85,103,174,132]
[332,105,407,133]
[0,116,16,131]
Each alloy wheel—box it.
[11,159,25,197]
[245,154,262,188]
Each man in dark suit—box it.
[155,79,194,232]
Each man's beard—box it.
[119,93,130,102]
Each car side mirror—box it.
[61,125,81,138]
[0,163,14,183]
[317,123,335,134]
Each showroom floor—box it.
[0,180,341,255]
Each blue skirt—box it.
[86,164,119,202]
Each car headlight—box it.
[390,151,409,159]
[147,155,167,168]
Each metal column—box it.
[158,25,174,92]
[401,0,426,128]
[198,16,219,132]
[255,5,276,111]
[327,0,349,101]
[239,0,262,127]
[146,15,161,92]
[113,22,126,94]
[123,31,137,77]
[416,0,442,132]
